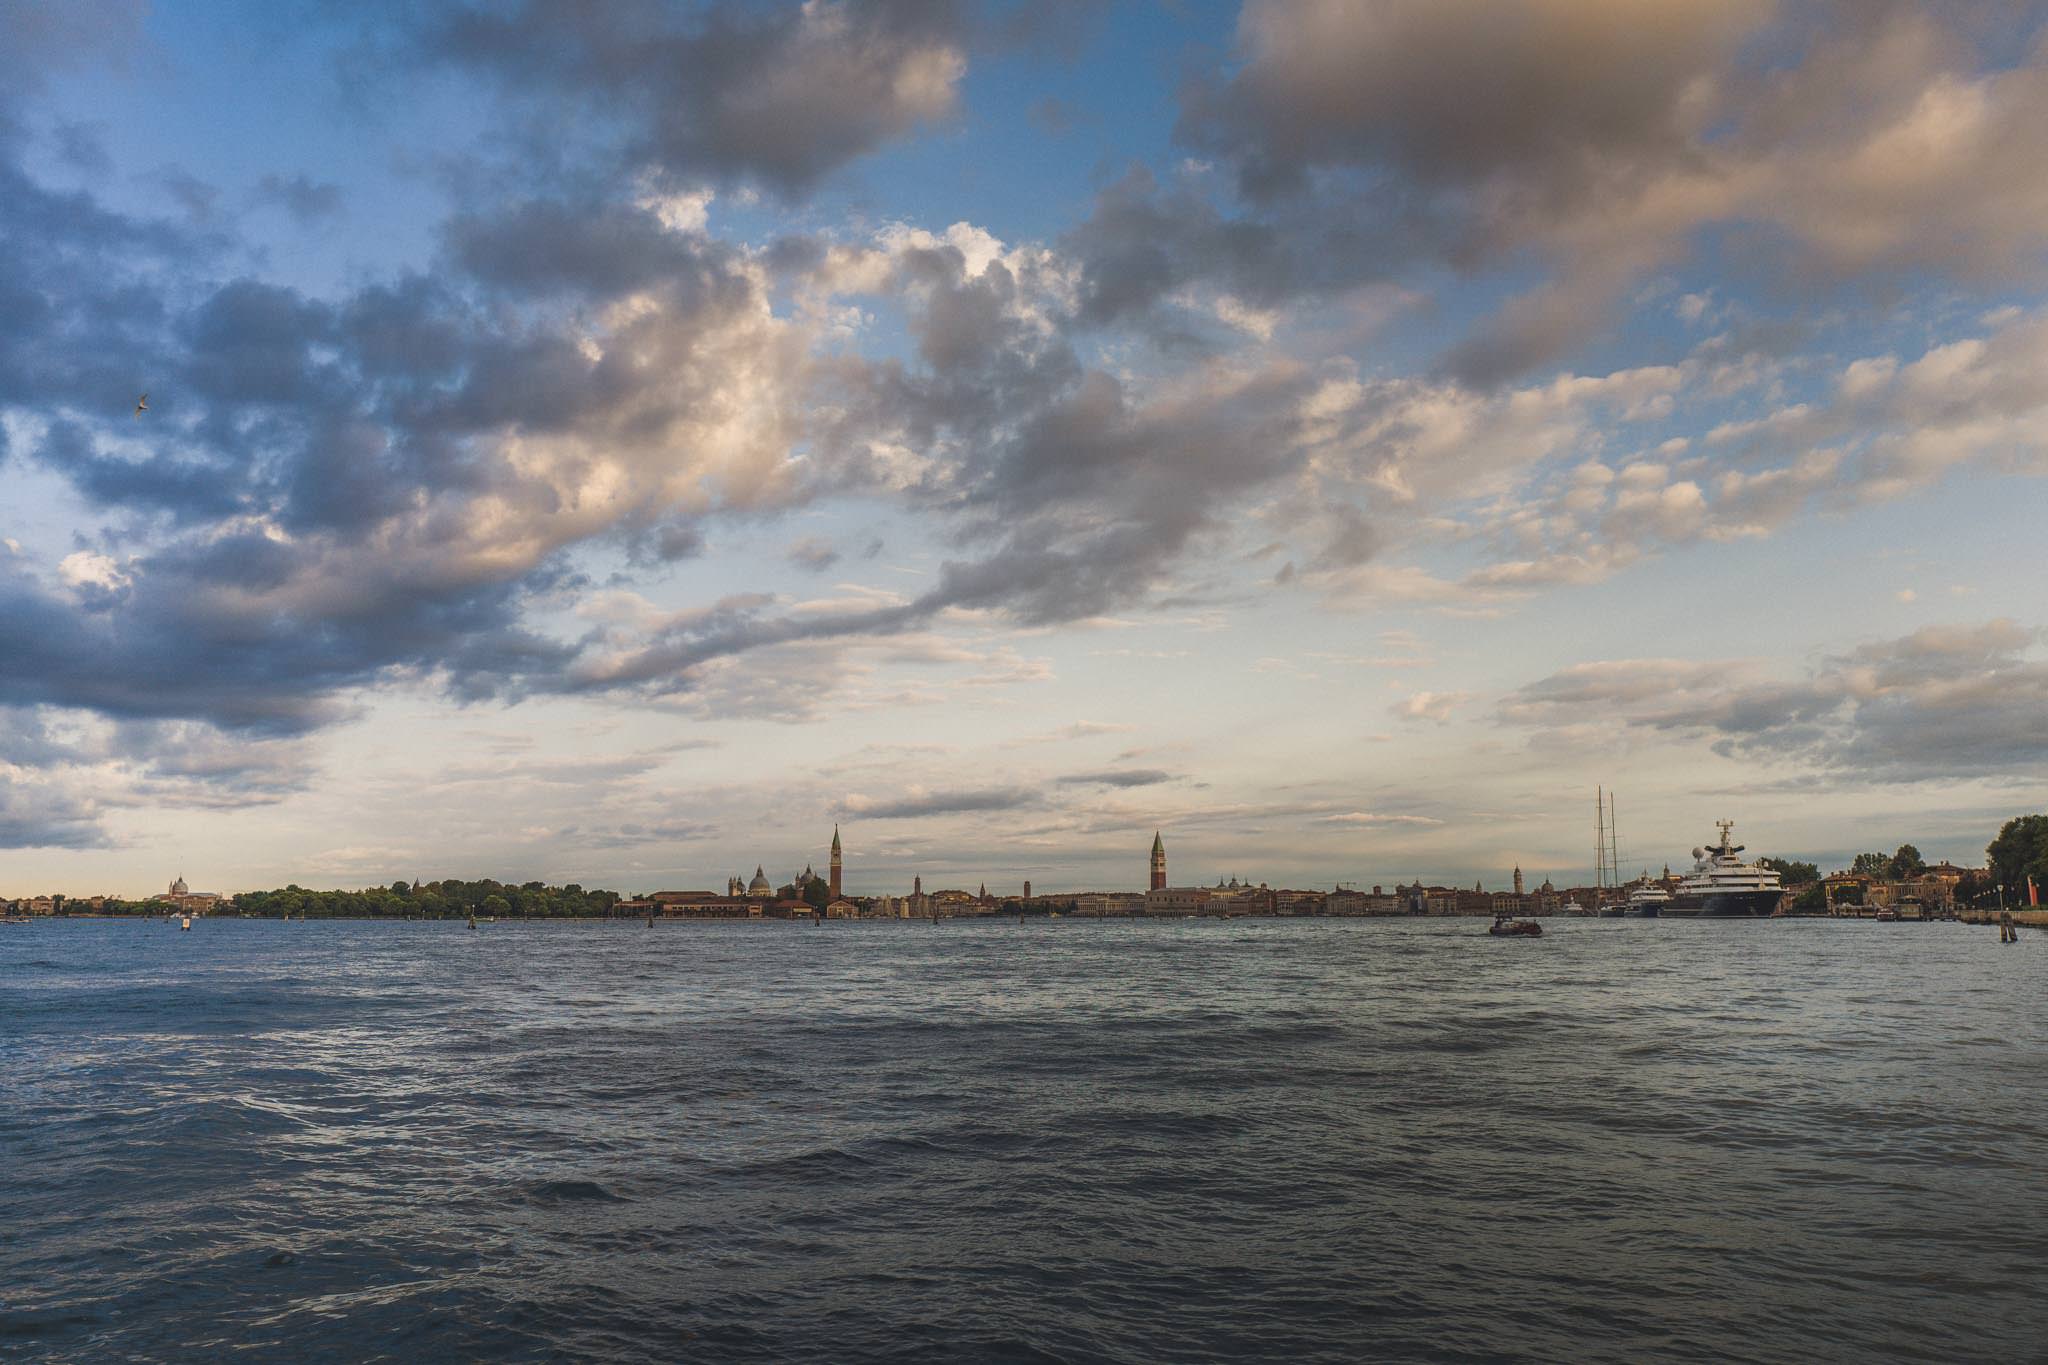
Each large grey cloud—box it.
[0,777,107,850]
[1152,2,2048,384]
[424,0,970,196]
[1180,0,1767,204]
[1500,621,2048,782]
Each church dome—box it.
[747,866,772,897]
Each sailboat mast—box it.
[1609,790,1621,890]
[1595,786,1606,896]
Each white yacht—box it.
[1625,881,1670,917]
[1662,821,1784,917]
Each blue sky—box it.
[3,0,2046,897]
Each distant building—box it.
[154,875,224,913]
[830,826,843,898]
[649,891,758,918]
[1145,886,1208,915]
[1150,831,1166,891]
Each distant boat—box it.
[1561,900,1590,917]
[1874,908,1901,923]
[1625,882,1669,918]
[1488,915,1543,937]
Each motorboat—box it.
[1488,915,1543,937]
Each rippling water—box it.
[4,917,2045,1362]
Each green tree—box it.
[1759,857,1820,885]
[1889,844,1925,879]
[1850,851,1891,878]
[482,894,510,918]
[802,877,830,910]
[1987,814,2048,898]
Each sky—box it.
[3,0,2047,899]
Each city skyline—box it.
[5,2,2048,898]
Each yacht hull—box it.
[1661,889,1783,917]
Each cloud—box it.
[1317,811,1443,827]
[787,536,840,571]
[254,173,345,225]
[0,774,108,849]
[1056,768,1175,788]
[1393,690,1470,723]
[1500,620,2048,781]
[427,0,967,197]
[1159,3,2048,383]
[839,785,1039,819]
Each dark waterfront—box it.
[4,918,2045,1363]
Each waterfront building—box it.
[1144,886,1208,915]
[650,891,759,918]
[154,875,225,913]
[1074,891,1145,917]
[746,866,772,899]
[1274,889,1328,915]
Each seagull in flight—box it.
[133,393,148,418]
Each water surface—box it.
[4,918,2044,1362]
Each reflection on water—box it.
[4,918,2046,1362]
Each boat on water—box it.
[1597,902,1627,919]
[1561,900,1590,917]
[1661,821,1784,917]
[1874,908,1901,923]
[1488,915,1543,937]
[1625,882,1669,918]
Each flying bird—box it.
[133,393,148,417]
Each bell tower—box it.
[1150,831,1166,891]
[830,825,842,899]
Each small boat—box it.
[1874,908,1901,922]
[180,915,192,931]
[1561,900,1591,917]
[1625,882,1668,918]
[1488,915,1543,937]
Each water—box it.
[4,917,2045,1363]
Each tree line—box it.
[75,879,627,919]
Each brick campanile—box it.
[1150,831,1166,891]
[830,825,843,899]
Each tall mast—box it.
[1595,786,1606,896]
[1609,790,1621,890]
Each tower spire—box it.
[1149,831,1166,891]
[829,824,843,898]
